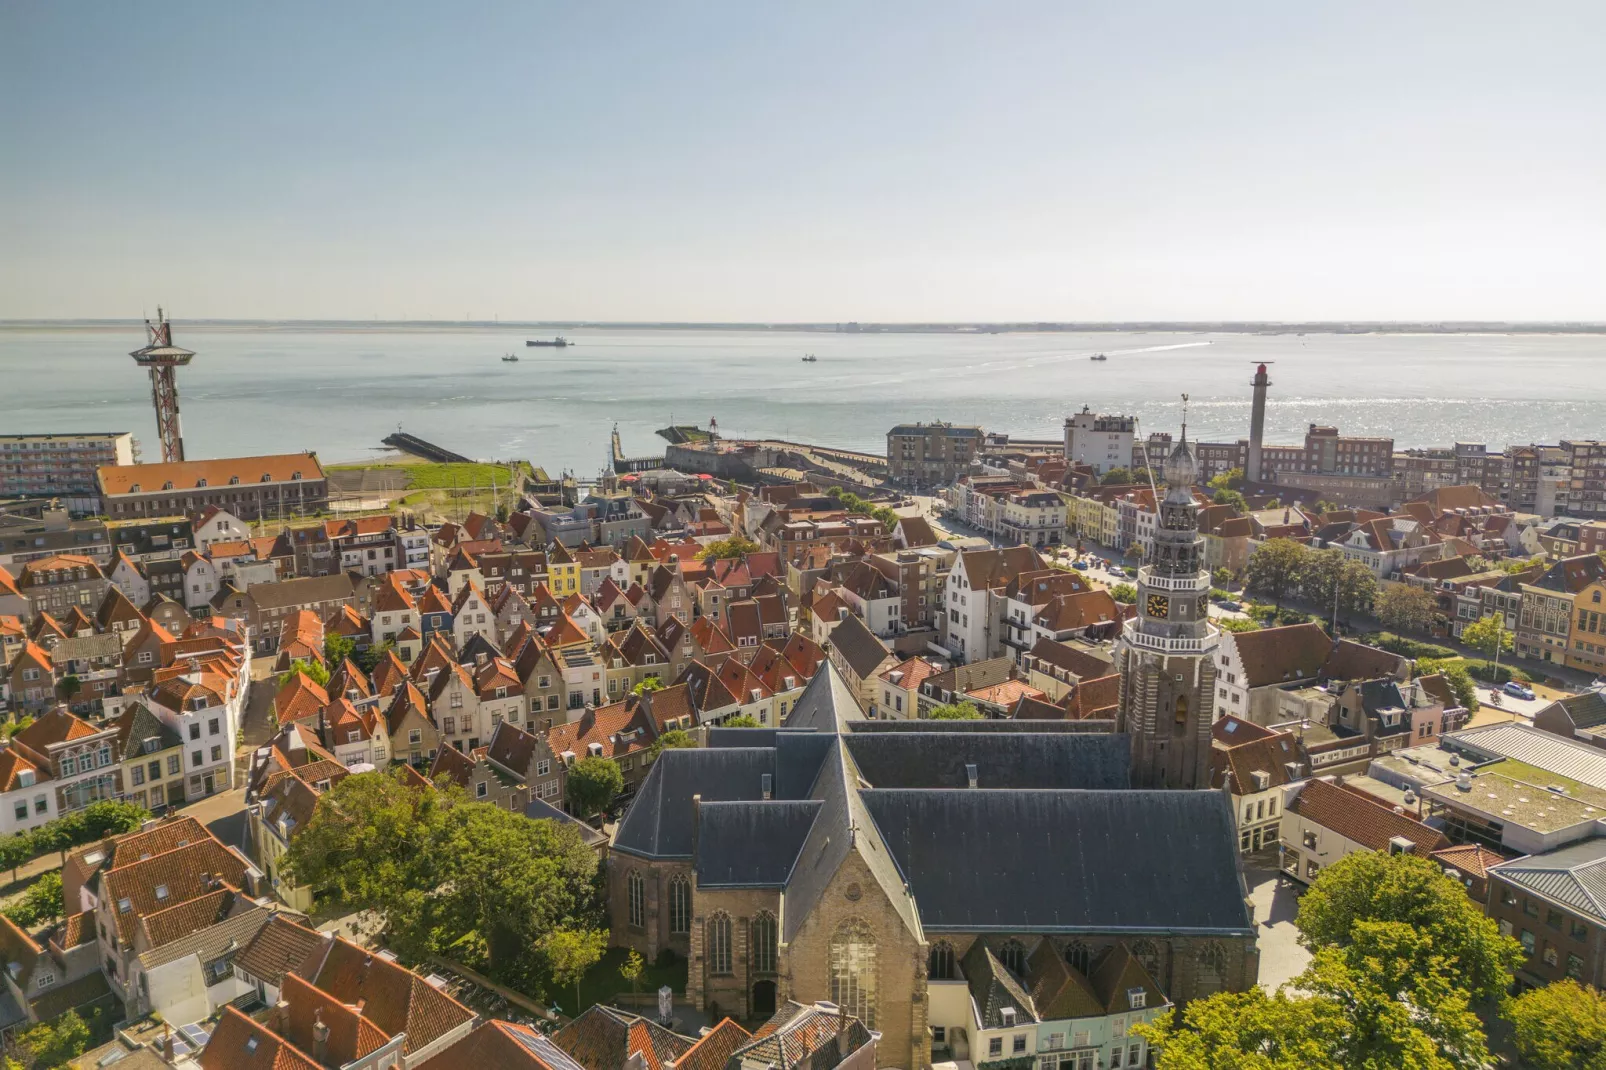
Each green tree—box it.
[1,716,34,741]
[1298,549,1379,626]
[8,1010,90,1069]
[1100,467,1137,486]
[697,536,760,561]
[1109,583,1138,603]
[1217,617,1260,633]
[355,638,394,674]
[1245,538,1310,607]
[1211,567,1234,587]
[928,702,982,720]
[542,927,608,1015]
[1208,467,1245,493]
[54,676,81,705]
[277,657,330,689]
[1294,850,1521,1004]
[620,949,646,999]
[1211,489,1247,511]
[283,770,600,985]
[1313,499,1340,514]
[1300,921,1489,1069]
[648,728,696,758]
[631,675,665,696]
[1134,988,1346,1070]
[723,714,761,728]
[1373,583,1439,635]
[324,633,357,668]
[1505,978,1606,1070]
[1460,614,1512,660]
[565,756,624,818]
[1265,498,1281,508]
[3,872,63,928]
[1138,923,1492,1070]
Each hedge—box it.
[1369,632,1458,661]
[1464,660,1534,685]
[0,801,149,877]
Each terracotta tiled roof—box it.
[968,679,1046,707]
[1289,777,1448,857]
[546,700,654,761]
[199,1006,322,1070]
[670,1018,749,1070]
[1430,843,1509,881]
[304,936,474,1055]
[100,453,325,496]
[552,1006,693,1070]
[273,673,330,725]
[102,839,249,944]
[1069,674,1120,719]
[1027,637,1111,681]
[1210,723,1301,793]
[1229,623,1332,688]
[1320,639,1406,683]
[234,916,327,987]
[415,1020,587,1070]
[282,972,390,1064]
[15,706,102,749]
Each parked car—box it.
[1218,601,1242,613]
[1503,681,1536,701]
[1072,561,1089,570]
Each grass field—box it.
[325,460,531,519]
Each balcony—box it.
[1121,619,1219,654]
[1136,568,1209,593]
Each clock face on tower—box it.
[1146,594,1170,619]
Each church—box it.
[611,683,1256,1067]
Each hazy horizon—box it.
[4,1,1603,322]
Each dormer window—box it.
[162,481,174,490]
[195,478,207,488]
[260,474,272,483]
[154,884,169,901]
[229,476,240,485]
[291,471,302,480]
[130,483,141,493]
[1127,987,1147,1009]
[117,898,132,913]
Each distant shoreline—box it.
[3,319,1605,336]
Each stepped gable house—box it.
[608,663,1258,1070]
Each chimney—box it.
[691,793,702,859]
[312,1008,330,1064]
[274,1000,290,1035]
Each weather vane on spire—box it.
[1180,393,1189,442]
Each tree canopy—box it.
[1294,850,1521,1004]
[722,713,762,728]
[3,872,63,928]
[1373,583,1439,635]
[278,657,330,688]
[1298,549,1378,624]
[324,632,357,667]
[1244,538,1310,608]
[283,770,601,991]
[1109,582,1138,604]
[565,756,624,818]
[632,675,665,695]
[1460,614,1512,660]
[7,1009,90,1069]
[928,701,982,720]
[1211,488,1247,511]
[1506,979,1606,1070]
[697,536,760,561]
[648,728,695,758]
[1208,467,1245,493]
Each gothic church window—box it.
[668,875,691,934]
[708,912,733,975]
[1064,940,1090,974]
[929,941,956,980]
[752,911,778,974]
[999,939,1027,976]
[830,919,877,1028]
[1196,941,1228,995]
[627,870,645,928]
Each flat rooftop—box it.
[1423,771,1606,833]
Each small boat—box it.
[501,353,519,362]
[801,354,818,362]
[1089,353,1108,361]
[527,336,570,347]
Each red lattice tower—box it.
[129,307,195,463]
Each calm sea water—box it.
[2,325,1603,477]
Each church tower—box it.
[1114,406,1219,788]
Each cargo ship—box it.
[526,336,570,347]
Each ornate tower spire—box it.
[1113,403,1220,789]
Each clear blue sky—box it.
[3,1,1602,321]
